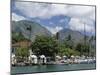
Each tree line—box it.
[12,32,96,62]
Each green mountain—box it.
[58,28,84,44]
[12,20,96,56]
[57,28,96,55]
[12,20,52,41]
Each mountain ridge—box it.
[12,20,52,41]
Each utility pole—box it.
[84,22,86,56]
[82,22,86,56]
[56,32,59,40]
[26,25,32,63]
[26,25,32,42]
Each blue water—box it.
[11,63,96,74]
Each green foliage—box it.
[59,44,80,57]
[12,32,27,43]
[64,40,73,49]
[32,35,59,57]
[15,47,29,61]
[32,35,81,57]
[67,48,80,56]
[75,43,90,56]
[64,34,74,49]
[75,43,83,52]
[67,34,71,41]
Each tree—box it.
[67,48,80,56]
[75,43,90,56]
[31,35,59,57]
[64,34,74,49]
[89,36,96,56]
[67,34,71,41]
[15,47,29,62]
[12,32,27,43]
[59,44,80,57]
[75,43,82,53]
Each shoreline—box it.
[12,61,96,67]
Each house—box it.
[39,55,47,64]
[12,40,32,65]
[29,54,38,64]
[12,40,32,54]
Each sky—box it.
[11,1,96,35]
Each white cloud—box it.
[45,26,63,34]
[14,2,51,19]
[13,1,95,33]
[66,6,95,18]
[12,13,26,21]
[68,17,95,33]
[14,2,95,20]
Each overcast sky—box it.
[12,1,96,35]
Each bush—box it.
[15,47,29,62]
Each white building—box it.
[29,54,37,64]
[63,55,67,60]
[55,55,61,63]
[11,54,16,65]
[39,55,46,64]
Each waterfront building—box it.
[29,54,37,64]
[39,55,47,64]
[12,40,32,54]
[11,53,16,65]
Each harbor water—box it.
[11,63,96,74]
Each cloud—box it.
[68,17,95,33]
[66,6,95,19]
[13,2,95,20]
[12,13,26,21]
[13,2,52,19]
[45,26,63,34]
[12,1,95,34]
